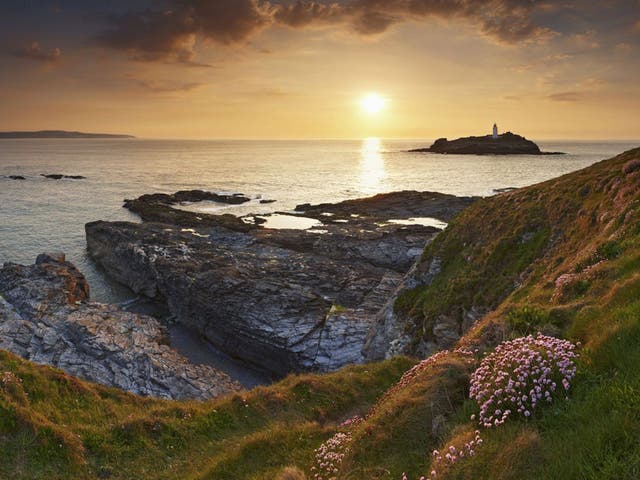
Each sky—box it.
[0,0,639,140]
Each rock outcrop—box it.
[410,132,563,155]
[0,253,241,400]
[123,190,254,231]
[41,174,87,180]
[86,190,476,375]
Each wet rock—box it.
[0,255,240,400]
[294,190,475,223]
[123,190,254,231]
[8,175,26,180]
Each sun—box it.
[360,93,387,114]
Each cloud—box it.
[569,30,600,50]
[273,1,343,28]
[547,91,584,102]
[96,0,273,63]
[135,79,205,93]
[10,41,62,63]
[96,0,558,63]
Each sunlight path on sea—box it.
[360,137,386,193]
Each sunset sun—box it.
[360,93,387,114]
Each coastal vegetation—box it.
[2,148,640,479]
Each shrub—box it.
[469,334,578,428]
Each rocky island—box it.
[411,128,563,155]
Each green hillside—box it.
[2,147,640,479]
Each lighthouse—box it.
[492,123,499,139]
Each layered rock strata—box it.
[0,253,241,400]
[86,190,476,375]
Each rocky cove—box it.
[1,189,476,400]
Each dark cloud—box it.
[274,1,343,27]
[185,0,274,44]
[96,0,273,63]
[10,41,62,63]
[96,8,197,62]
[275,0,557,43]
[94,0,563,63]
[345,0,556,43]
[350,10,398,35]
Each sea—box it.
[1,138,637,385]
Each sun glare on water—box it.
[360,93,387,114]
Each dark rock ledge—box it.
[0,253,241,400]
[86,190,477,376]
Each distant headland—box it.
[410,124,564,155]
[0,130,135,139]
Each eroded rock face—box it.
[86,221,389,374]
[86,190,476,375]
[0,254,241,400]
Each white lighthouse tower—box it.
[492,123,499,139]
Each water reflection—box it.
[360,137,386,192]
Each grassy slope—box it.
[383,147,640,479]
[2,148,640,479]
[0,353,413,480]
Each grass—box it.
[0,354,414,479]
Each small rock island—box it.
[411,124,563,155]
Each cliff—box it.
[1,147,640,479]
[410,131,563,155]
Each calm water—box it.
[1,138,637,301]
[1,138,637,384]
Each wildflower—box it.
[469,334,578,426]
